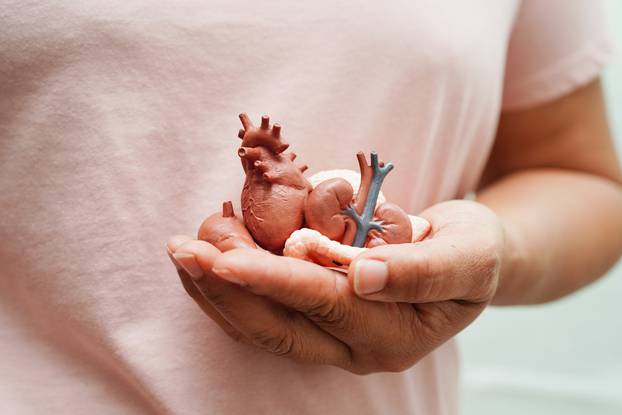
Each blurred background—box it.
[459,2,622,414]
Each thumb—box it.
[347,237,499,303]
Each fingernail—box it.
[167,250,181,271]
[211,266,247,287]
[354,260,388,295]
[173,252,203,280]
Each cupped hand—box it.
[167,200,504,374]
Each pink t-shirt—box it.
[0,1,612,413]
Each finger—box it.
[166,234,197,297]
[347,237,500,303]
[210,248,372,342]
[211,248,348,311]
[167,234,193,254]
[176,240,352,369]
[167,235,246,341]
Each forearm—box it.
[477,168,622,305]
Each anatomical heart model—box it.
[199,114,431,269]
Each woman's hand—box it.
[167,199,504,374]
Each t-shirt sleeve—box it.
[502,0,614,111]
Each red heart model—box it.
[199,114,417,259]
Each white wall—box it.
[459,2,622,414]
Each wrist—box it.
[490,216,530,305]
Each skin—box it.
[168,79,622,373]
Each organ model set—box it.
[199,114,431,269]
